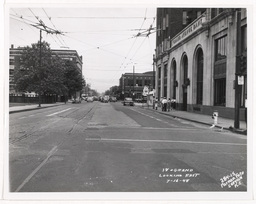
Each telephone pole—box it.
[38,29,42,107]
[30,20,64,107]
[133,64,135,98]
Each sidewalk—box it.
[139,104,247,135]
[9,102,66,114]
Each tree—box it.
[63,60,85,98]
[14,41,67,97]
[104,85,121,96]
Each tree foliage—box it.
[14,41,85,97]
[63,60,85,97]
[105,85,120,96]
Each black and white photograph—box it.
[1,0,255,203]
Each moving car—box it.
[110,96,117,102]
[72,97,81,103]
[123,97,134,106]
[103,95,109,103]
[87,96,94,102]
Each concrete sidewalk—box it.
[139,103,247,135]
[9,102,66,114]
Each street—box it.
[9,101,247,192]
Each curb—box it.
[9,103,65,114]
[140,106,247,135]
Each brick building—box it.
[119,71,154,100]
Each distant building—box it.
[51,49,83,72]
[9,45,83,95]
[155,8,247,120]
[119,71,154,100]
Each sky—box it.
[9,7,157,94]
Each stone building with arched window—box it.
[155,8,247,120]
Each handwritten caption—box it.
[220,171,244,189]
[159,168,200,183]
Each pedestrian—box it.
[155,97,158,110]
[167,98,171,111]
[162,97,167,111]
[171,98,176,110]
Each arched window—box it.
[196,48,203,104]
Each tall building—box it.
[9,45,83,95]
[155,8,247,120]
[119,71,154,100]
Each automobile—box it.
[123,97,134,106]
[87,96,94,102]
[103,95,109,103]
[93,96,99,101]
[81,96,87,101]
[72,97,81,103]
[110,96,117,102]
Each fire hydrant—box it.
[212,111,218,125]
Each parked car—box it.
[87,96,94,102]
[123,97,134,106]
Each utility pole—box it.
[234,8,242,129]
[133,64,135,100]
[153,54,156,90]
[38,29,42,107]
[30,21,64,107]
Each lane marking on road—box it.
[130,108,171,123]
[199,152,247,155]
[85,138,246,146]
[15,146,58,192]
[46,108,72,116]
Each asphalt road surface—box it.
[9,101,247,192]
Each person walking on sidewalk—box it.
[171,98,176,110]
[162,97,167,111]
[154,97,158,110]
[167,98,171,111]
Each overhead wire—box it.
[28,8,62,48]
[11,8,156,91]
[49,16,155,19]
[109,8,151,83]
[42,8,68,48]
